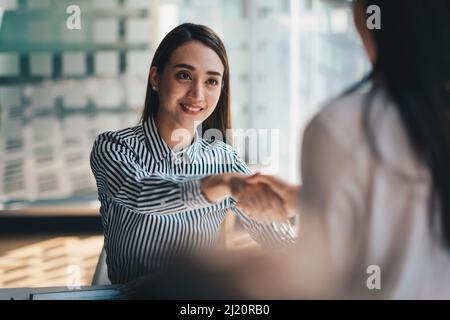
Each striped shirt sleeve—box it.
[231,150,297,249]
[90,132,214,214]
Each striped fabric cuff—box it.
[180,179,212,208]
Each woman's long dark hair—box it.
[141,23,231,142]
[358,1,450,248]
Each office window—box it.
[95,51,120,76]
[63,52,86,76]
[0,0,368,208]
[0,53,19,76]
[0,0,152,208]
[30,53,53,77]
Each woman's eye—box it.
[176,72,191,80]
[207,79,219,86]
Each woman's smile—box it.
[179,102,204,115]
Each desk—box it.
[0,285,121,300]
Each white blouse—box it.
[299,87,450,299]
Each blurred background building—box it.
[0,0,368,288]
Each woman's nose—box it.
[187,80,204,100]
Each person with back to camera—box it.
[235,0,450,299]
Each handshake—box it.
[201,173,300,224]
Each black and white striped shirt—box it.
[90,117,296,284]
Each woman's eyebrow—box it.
[173,63,222,77]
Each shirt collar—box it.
[142,117,199,164]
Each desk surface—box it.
[0,285,121,300]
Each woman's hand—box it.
[236,174,300,223]
[233,181,288,224]
[203,174,288,223]
[201,173,300,224]
[201,173,248,203]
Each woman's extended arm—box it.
[90,131,244,215]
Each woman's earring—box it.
[152,85,158,92]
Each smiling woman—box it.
[148,40,224,149]
[89,23,296,284]
[142,24,231,146]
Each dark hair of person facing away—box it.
[141,23,232,143]
[353,1,450,248]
